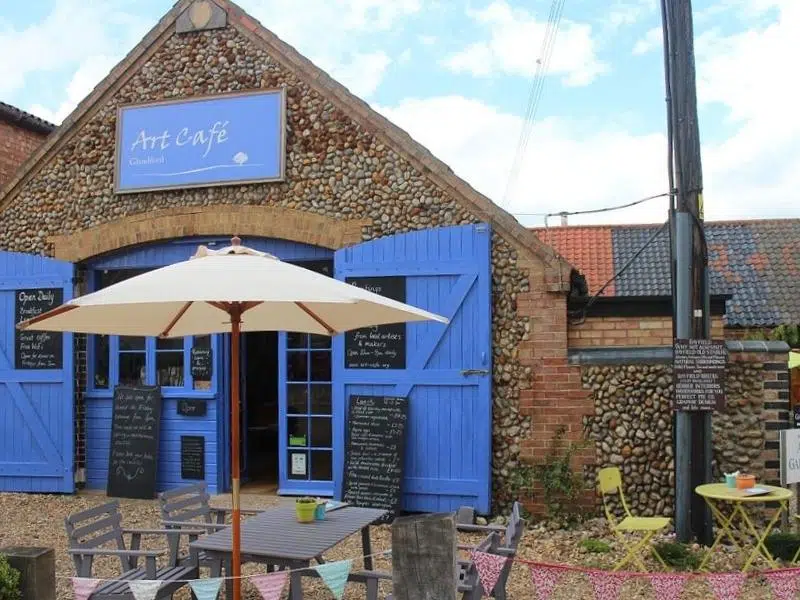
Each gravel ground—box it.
[0,492,784,599]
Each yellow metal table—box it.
[695,483,793,572]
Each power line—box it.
[512,192,669,219]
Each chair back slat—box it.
[159,483,213,524]
[65,501,130,573]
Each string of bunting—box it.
[470,552,800,600]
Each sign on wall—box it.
[780,428,800,485]
[344,276,407,369]
[673,338,727,411]
[14,288,63,370]
[115,89,285,193]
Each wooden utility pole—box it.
[662,0,713,544]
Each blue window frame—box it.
[86,268,218,397]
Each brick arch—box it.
[50,205,371,262]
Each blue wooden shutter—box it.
[332,224,492,513]
[0,251,74,493]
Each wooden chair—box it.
[598,467,670,571]
[65,500,203,599]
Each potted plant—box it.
[314,499,327,521]
[295,497,317,523]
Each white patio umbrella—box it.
[17,236,448,600]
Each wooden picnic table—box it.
[189,504,388,599]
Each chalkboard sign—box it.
[14,288,63,370]
[345,277,406,369]
[107,386,162,499]
[342,395,408,515]
[177,399,207,417]
[181,436,205,480]
[673,338,727,411]
[190,347,212,380]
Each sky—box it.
[1,0,798,227]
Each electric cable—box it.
[512,191,669,219]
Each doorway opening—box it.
[241,331,279,493]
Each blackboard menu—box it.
[190,347,212,380]
[177,399,207,417]
[342,395,408,514]
[107,386,162,499]
[14,288,63,370]
[181,436,205,480]
[673,338,727,411]
[345,277,406,370]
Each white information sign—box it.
[291,452,307,476]
[779,428,800,485]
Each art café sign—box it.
[114,89,285,193]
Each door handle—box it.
[461,369,490,376]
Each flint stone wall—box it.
[577,343,790,516]
[0,24,546,512]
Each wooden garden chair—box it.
[598,466,670,571]
[65,500,204,599]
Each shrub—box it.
[765,533,800,562]
[653,542,701,571]
[580,539,611,554]
[0,554,21,600]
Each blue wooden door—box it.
[332,224,492,513]
[0,251,74,493]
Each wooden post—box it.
[0,547,55,600]
[391,513,457,600]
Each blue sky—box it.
[1,0,798,226]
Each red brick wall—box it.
[0,120,48,188]
[569,315,725,348]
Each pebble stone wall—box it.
[0,25,540,513]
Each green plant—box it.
[745,324,800,348]
[0,554,21,600]
[764,533,800,562]
[296,496,316,504]
[580,539,611,554]
[652,542,701,571]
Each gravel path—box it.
[0,492,783,599]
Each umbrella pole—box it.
[230,308,242,600]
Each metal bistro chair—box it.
[597,467,670,571]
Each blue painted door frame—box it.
[0,251,75,493]
[332,224,493,513]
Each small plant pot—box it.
[296,500,317,523]
[314,502,326,521]
[736,473,756,489]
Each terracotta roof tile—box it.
[532,227,614,295]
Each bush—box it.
[652,542,701,571]
[765,533,800,562]
[580,539,611,554]
[0,554,21,600]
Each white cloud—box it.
[604,0,658,29]
[632,26,662,55]
[418,34,437,46]
[443,0,608,87]
[323,51,392,98]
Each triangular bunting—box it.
[649,574,689,600]
[529,565,564,600]
[251,571,288,600]
[128,580,162,600]
[587,571,631,600]
[706,573,746,600]
[71,577,100,600]
[764,570,799,600]
[314,559,353,600]
[189,577,223,600]
[471,550,509,595]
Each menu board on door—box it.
[344,277,406,369]
[14,288,63,370]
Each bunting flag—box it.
[128,580,162,600]
[251,571,288,600]
[71,577,100,600]
[529,565,563,600]
[189,577,223,600]
[764,570,799,600]
[649,574,689,600]
[587,571,631,600]
[314,559,353,600]
[471,550,509,595]
[706,573,747,600]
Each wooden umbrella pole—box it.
[230,307,242,600]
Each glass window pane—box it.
[310,450,332,481]
[93,335,109,389]
[287,351,308,382]
[193,335,211,349]
[310,335,331,349]
[288,450,308,480]
[310,385,331,415]
[119,353,146,386]
[310,351,331,381]
[287,385,308,415]
[287,417,308,447]
[120,336,145,351]
[310,417,332,448]
[157,351,184,387]
[287,332,307,349]
[157,337,184,350]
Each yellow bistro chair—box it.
[597,466,671,571]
